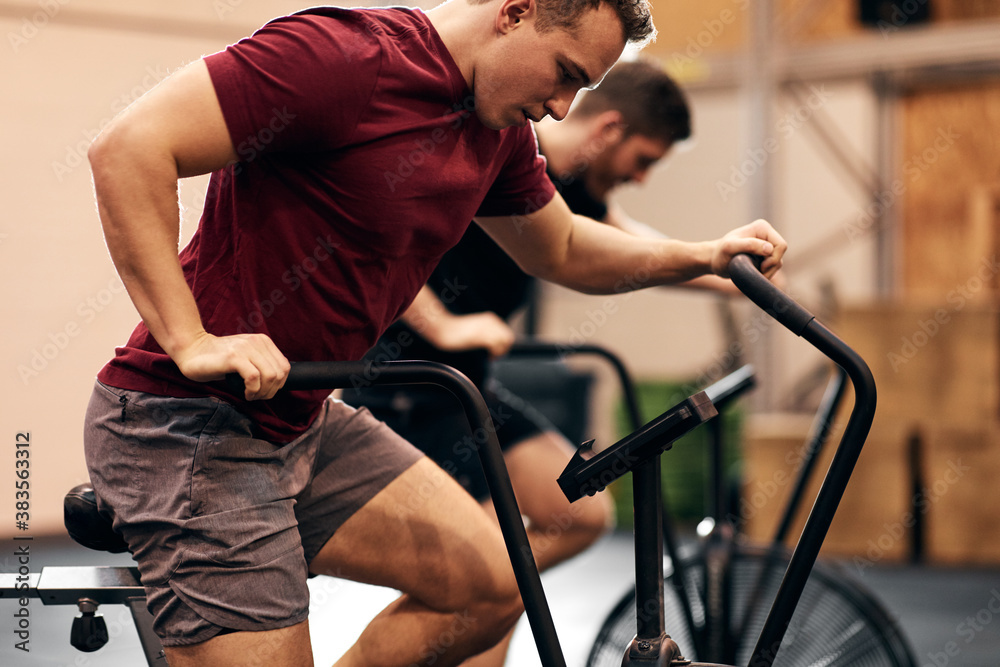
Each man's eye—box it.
[560,66,574,82]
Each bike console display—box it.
[557,390,717,503]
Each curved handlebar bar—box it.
[507,341,645,431]
[729,254,816,335]
[728,254,877,667]
[231,360,567,667]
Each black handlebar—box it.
[232,360,567,667]
[729,254,816,335]
[728,254,877,667]
[507,341,645,431]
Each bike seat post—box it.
[633,457,666,643]
[625,458,694,667]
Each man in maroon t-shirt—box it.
[86,1,786,665]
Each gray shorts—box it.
[83,379,422,647]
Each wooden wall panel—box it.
[900,83,1000,302]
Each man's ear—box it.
[592,109,626,144]
[497,0,536,34]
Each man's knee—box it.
[578,492,616,536]
[540,492,615,544]
[437,546,522,616]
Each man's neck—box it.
[425,0,492,90]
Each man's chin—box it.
[479,113,512,131]
[585,179,614,200]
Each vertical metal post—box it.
[874,72,900,298]
[747,0,779,409]
[632,458,665,642]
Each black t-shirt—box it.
[371,167,607,387]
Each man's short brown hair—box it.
[573,58,691,145]
[470,0,656,46]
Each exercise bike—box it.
[587,363,917,666]
[506,304,914,664]
[1,254,891,666]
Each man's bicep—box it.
[475,194,576,279]
[102,59,238,177]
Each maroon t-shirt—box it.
[98,7,555,441]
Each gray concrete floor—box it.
[3,532,999,666]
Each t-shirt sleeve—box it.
[204,12,381,157]
[475,124,556,218]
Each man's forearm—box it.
[90,134,207,360]
[536,214,715,295]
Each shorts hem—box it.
[156,608,310,647]
[305,454,423,572]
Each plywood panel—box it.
[920,424,1000,564]
[836,304,1000,426]
[646,0,747,65]
[900,83,1000,303]
[741,411,913,562]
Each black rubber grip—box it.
[728,254,815,336]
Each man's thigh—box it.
[164,619,314,667]
[309,457,517,610]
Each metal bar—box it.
[507,341,644,432]
[126,597,168,667]
[682,19,1000,91]
[731,366,848,646]
[874,71,901,298]
[748,321,876,667]
[35,566,144,606]
[771,366,848,545]
[280,361,567,667]
[783,79,884,198]
[0,573,39,598]
[632,458,666,643]
[729,255,877,667]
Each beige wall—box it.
[1,0,325,537]
[1,1,880,536]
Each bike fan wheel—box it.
[586,545,916,667]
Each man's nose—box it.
[630,167,650,184]
[544,91,576,121]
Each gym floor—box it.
[5,531,1000,666]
